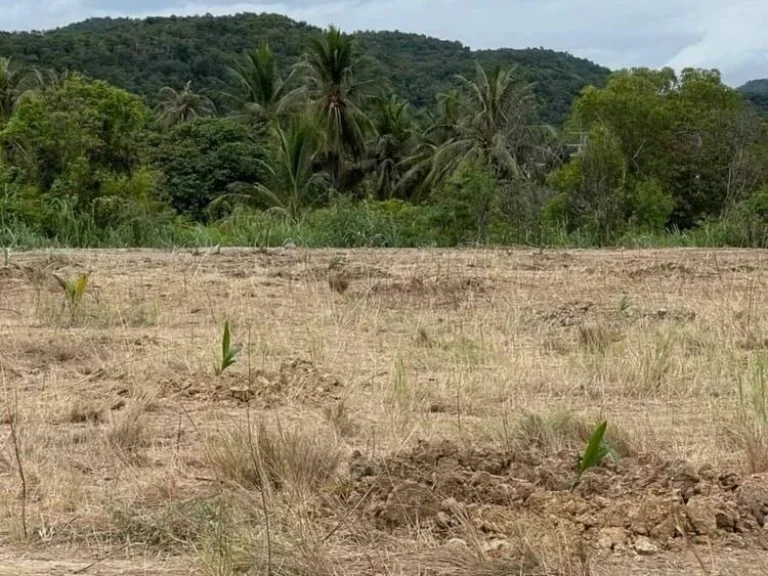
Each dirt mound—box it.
[343,440,768,552]
[163,358,344,407]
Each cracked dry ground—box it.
[1,247,768,575]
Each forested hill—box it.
[740,79,768,115]
[0,13,610,125]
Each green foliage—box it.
[1,74,150,231]
[565,67,767,230]
[214,118,329,222]
[154,81,216,129]
[0,16,766,250]
[626,179,675,232]
[0,13,608,126]
[53,271,90,316]
[298,26,371,189]
[576,420,618,480]
[151,117,267,221]
[429,162,497,245]
[215,320,242,376]
[547,123,627,244]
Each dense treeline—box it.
[0,20,766,249]
[0,13,609,126]
[740,79,768,116]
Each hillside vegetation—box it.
[0,13,609,125]
[740,79,768,115]
[0,16,766,249]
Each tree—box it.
[296,26,372,189]
[365,94,417,200]
[0,57,38,125]
[226,42,301,124]
[151,117,266,220]
[154,81,216,128]
[0,74,152,233]
[567,67,765,229]
[2,74,148,199]
[423,64,549,189]
[214,118,329,222]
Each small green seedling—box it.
[215,320,242,375]
[53,272,90,314]
[575,420,618,484]
[617,294,631,315]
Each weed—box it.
[735,353,768,472]
[617,293,632,315]
[66,400,103,423]
[53,271,90,317]
[215,320,242,376]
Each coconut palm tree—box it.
[0,57,38,125]
[226,41,302,124]
[418,63,551,189]
[212,118,329,222]
[366,94,417,199]
[295,26,372,190]
[154,81,216,128]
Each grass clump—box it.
[106,395,152,457]
[735,353,768,473]
[109,497,225,549]
[206,421,340,495]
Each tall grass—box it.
[1,199,766,250]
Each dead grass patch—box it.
[105,393,153,458]
[206,420,341,495]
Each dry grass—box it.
[1,247,768,575]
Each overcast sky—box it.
[1,0,767,85]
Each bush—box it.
[626,178,675,232]
[429,161,497,245]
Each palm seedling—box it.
[215,320,242,375]
[53,272,90,316]
[575,420,618,486]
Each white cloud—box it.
[1,0,765,85]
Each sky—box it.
[1,0,767,86]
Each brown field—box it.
[1,247,768,575]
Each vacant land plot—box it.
[1,247,768,575]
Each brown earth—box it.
[1,247,768,575]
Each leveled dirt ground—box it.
[1,247,768,575]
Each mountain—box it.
[0,13,610,125]
[739,79,768,115]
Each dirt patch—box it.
[344,440,768,552]
[626,261,696,279]
[167,358,344,407]
[363,273,489,307]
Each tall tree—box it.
[421,63,548,189]
[366,94,417,199]
[0,57,38,125]
[227,42,301,124]
[296,26,371,189]
[213,118,328,222]
[154,81,216,129]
